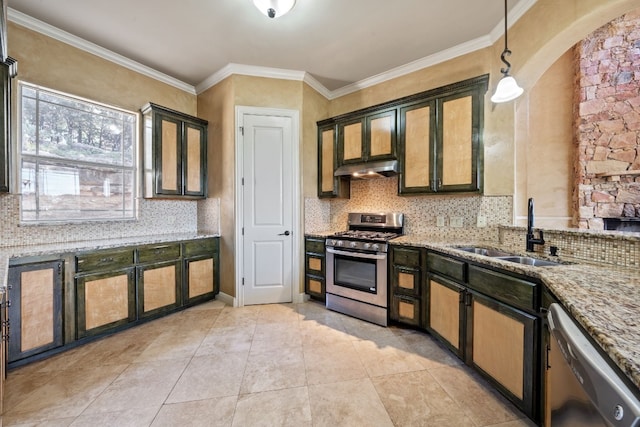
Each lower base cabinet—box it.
[304,236,326,301]
[6,236,219,369]
[7,260,64,363]
[426,274,464,358]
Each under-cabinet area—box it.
[5,235,219,368]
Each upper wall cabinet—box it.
[141,103,208,199]
[317,123,350,199]
[337,108,397,166]
[0,57,17,193]
[399,75,488,194]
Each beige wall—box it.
[9,23,196,115]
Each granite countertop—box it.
[392,234,640,391]
[0,232,220,290]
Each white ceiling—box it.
[7,0,534,96]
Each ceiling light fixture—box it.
[491,0,524,103]
[253,0,296,19]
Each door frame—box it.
[234,106,302,307]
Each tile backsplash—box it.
[0,194,219,248]
[305,176,513,238]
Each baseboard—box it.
[295,292,310,303]
[216,292,235,307]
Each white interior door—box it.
[240,111,295,305]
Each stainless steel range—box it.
[325,213,404,326]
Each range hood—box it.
[334,160,399,179]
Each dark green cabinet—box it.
[304,236,326,301]
[136,243,182,319]
[424,249,540,420]
[142,103,208,199]
[399,75,488,194]
[183,238,219,306]
[0,57,16,193]
[317,124,349,199]
[7,259,64,363]
[389,245,424,327]
[75,249,136,339]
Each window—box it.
[19,83,137,223]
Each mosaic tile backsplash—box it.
[305,176,512,237]
[0,193,214,248]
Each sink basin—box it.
[456,247,512,257]
[495,256,560,267]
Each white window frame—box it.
[17,82,139,224]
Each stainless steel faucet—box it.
[526,198,545,252]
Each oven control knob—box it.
[349,241,358,248]
[337,240,344,247]
[372,244,380,251]
[363,243,371,249]
[330,240,337,246]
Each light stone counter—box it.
[0,232,220,290]
[392,235,640,391]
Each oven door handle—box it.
[326,247,386,260]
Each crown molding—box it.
[7,8,197,95]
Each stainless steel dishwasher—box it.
[547,303,640,426]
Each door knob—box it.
[278,231,291,236]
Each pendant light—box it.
[491,0,524,103]
[253,0,296,18]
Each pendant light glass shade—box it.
[491,0,523,103]
[253,0,296,18]
[491,75,524,103]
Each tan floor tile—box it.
[240,347,306,394]
[232,387,312,427]
[341,316,399,342]
[256,303,301,323]
[195,330,252,356]
[300,321,351,348]
[3,415,75,426]
[372,370,476,426]
[134,330,206,362]
[430,364,525,426]
[250,321,302,354]
[70,406,160,427]
[82,359,189,415]
[166,352,248,403]
[4,370,56,413]
[398,329,464,370]
[5,364,128,421]
[152,396,236,427]
[303,341,367,385]
[351,336,427,377]
[308,378,393,427]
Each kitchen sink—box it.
[455,246,561,266]
[455,246,512,257]
[495,256,561,267]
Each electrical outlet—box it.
[450,216,463,228]
[477,215,487,228]
[436,216,446,227]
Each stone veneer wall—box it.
[576,8,640,229]
[305,176,512,241]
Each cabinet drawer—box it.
[467,265,537,312]
[183,238,218,257]
[306,254,325,276]
[305,238,325,254]
[390,294,421,327]
[138,243,181,264]
[391,246,422,267]
[305,275,325,301]
[76,249,135,273]
[427,252,465,282]
[392,265,421,297]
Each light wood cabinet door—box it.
[338,118,365,164]
[317,125,349,199]
[399,101,435,193]
[7,260,63,364]
[76,268,136,339]
[184,256,217,305]
[137,261,181,318]
[366,109,397,161]
[437,91,481,193]
[426,274,465,358]
[468,291,536,417]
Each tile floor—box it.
[3,300,537,426]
